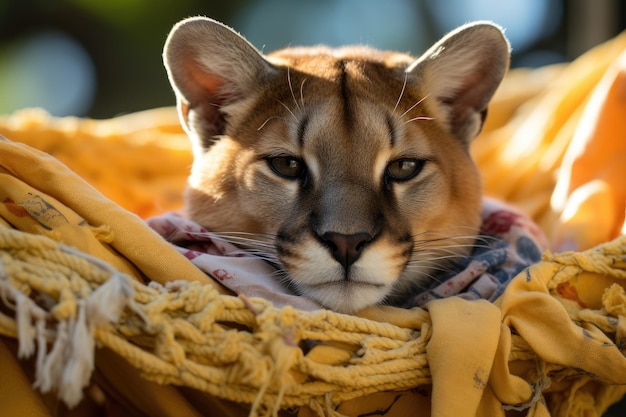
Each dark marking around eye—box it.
[297,114,310,147]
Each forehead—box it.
[302,98,392,157]
[267,46,411,104]
[301,96,435,157]
[233,46,438,160]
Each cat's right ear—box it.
[406,22,510,146]
[163,17,276,151]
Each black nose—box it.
[320,232,373,270]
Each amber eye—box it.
[267,156,306,179]
[385,158,424,182]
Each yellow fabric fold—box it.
[485,324,535,411]
[0,137,223,289]
[0,107,192,218]
[427,298,501,417]
[500,261,626,384]
[0,339,52,417]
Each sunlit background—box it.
[0,0,624,118]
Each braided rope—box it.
[0,227,431,410]
[1,227,625,414]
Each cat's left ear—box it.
[163,17,277,153]
[408,21,510,144]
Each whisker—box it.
[413,241,489,251]
[407,261,464,273]
[184,230,271,241]
[276,99,298,122]
[229,245,276,255]
[410,245,470,258]
[209,231,277,241]
[403,116,434,126]
[198,231,279,262]
[399,94,430,119]
[393,72,408,115]
[267,266,293,283]
[299,78,307,109]
[405,258,461,270]
[411,230,500,246]
[214,245,279,263]
[403,266,458,281]
[411,225,485,236]
[257,116,286,131]
[409,229,503,264]
[409,252,468,263]
[403,256,470,282]
[412,235,484,247]
[403,270,446,286]
[414,240,500,255]
[210,231,275,238]
[270,269,291,282]
[211,234,275,247]
[287,67,301,113]
[239,253,280,263]
[473,233,501,242]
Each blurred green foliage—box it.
[1,0,622,119]
[0,0,252,117]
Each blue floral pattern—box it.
[404,198,548,307]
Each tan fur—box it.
[164,17,510,313]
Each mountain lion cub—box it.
[163,17,510,313]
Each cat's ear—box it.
[163,17,276,150]
[408,21,510,144]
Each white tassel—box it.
[87,273,131,325]
[60,301,95,408]
[35,320,69,393]
[34,318,48,386]
[63,244,146,326]
[15,293,35,358]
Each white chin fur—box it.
[286,241,398,313]
[300,281,391,314]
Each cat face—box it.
[163,17,510,313]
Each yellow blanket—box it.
[1,30,626,417]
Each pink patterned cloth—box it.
[146,198,547,311]
[146,214,321,310]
